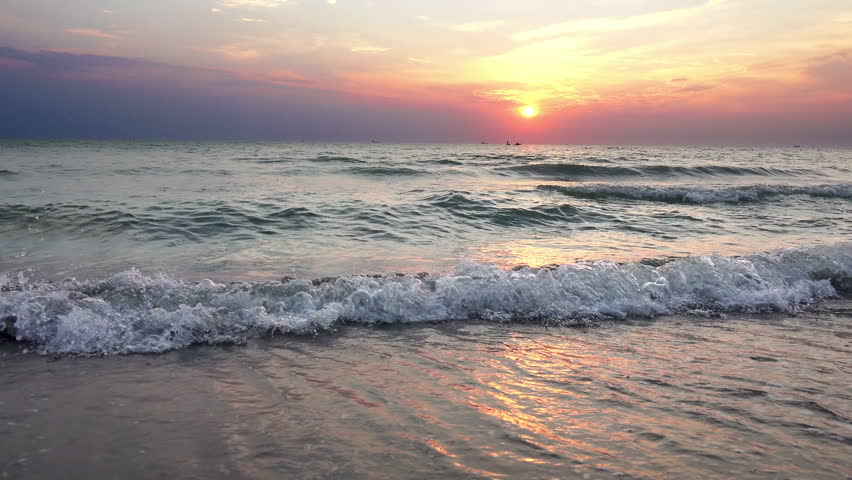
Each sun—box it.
[520,106,538,118]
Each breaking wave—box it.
[538,183,852,204]
[1,243,849,355]
[504,163,824,179]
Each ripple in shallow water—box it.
[2,304,850,479]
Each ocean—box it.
[1,141,850,479]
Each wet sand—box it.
[2,300,851,480]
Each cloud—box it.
[806,50,852,79]
[415,16,430,21]
[511,0,725,41]
[66,28,122,40]
[0,57,35,69]
[221,0,286,8]
[0,48,495,143]
[209,44,262,60]
[211,8,222,12]
[102,10,113,14]
[451,20,505,33]
[240,18,266,22]
[0,47,314,92]
[408,57,432,64]
[204,32,327,61]
[473,84,584,108]
[2,47,851,145]
[676,84,714,93]
[670,77,689,82]
[247,69,314,86]
[351,45,390,53]
[0,47,157,75]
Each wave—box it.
[464,154,614,164]
[430,159,464,166]
[231,156,293,164]
[232,155,368,167]
[425,192,605,227]
[307,155,366,164]
[0,202,322,241]
[178,169,233,176]
[0,169,19,176]
[539,183,852,204]
[0,193,600,241]
[345,166,428,176]
[504,163,823,179]
[1,243,849,355]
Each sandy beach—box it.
[3,299,850,480]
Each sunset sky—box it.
[2,0,851,144]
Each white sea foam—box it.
[539,183,852,204]
[1,243,850,355]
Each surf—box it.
[2,243,848,355]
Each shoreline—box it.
[2,301,850,479]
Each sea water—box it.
[0,141,850,479]
[1,141,850,354]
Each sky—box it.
[1,0,851,145]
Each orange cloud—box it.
[66,28,121,40]
[209,44,263,60]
